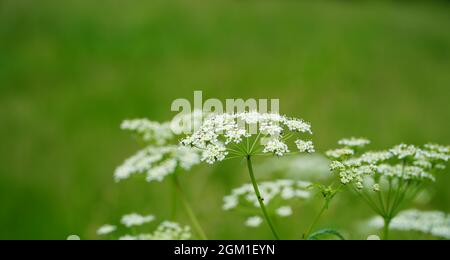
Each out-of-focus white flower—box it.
[114,146,200,182]
[181,112,313,164]
[121,213,155,228]
[367,235,380,240]
[139,221,191,240]
[245,216,263,228]
[390,144,419,160]
[119,235,137,240]
[223,179,311,211]
[368,209,450,239]
[276,206,293,217]
[121,119,174,145]
[326,148,354,159]
[338,137,371,148]
[96,225,117,236]
[67,235,81,240]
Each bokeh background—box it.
[1,0,449,240]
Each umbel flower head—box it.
[115,112,204,183]
[114,145,200,182]
[327,138,449,236]
[120,213,155,228]
[368,209,450,239]
[327,139,449,190]
[181,112,314,164]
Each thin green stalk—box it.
[171,176,178,219]
[383,218,391,240]
[173,175,208,240]
[246,155,280,240]
[386,179,393,213]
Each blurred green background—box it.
[1,0,449,240]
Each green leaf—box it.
[307,229,345,240]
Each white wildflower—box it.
[181,112,313,164]
[263,138,290,156]
[338,137,370,148]
[201,144,228,164]
[119,235,137,240]
[245,216,263,228]
[223,179,311,210]
[326,148,354,159]
[372,184,380,192]
[368,209,450,239]
[114,146,200,182]
[276,206,293,217]
[390,144,418,160]
[295,140,315,153]
[121,213,155,228]
[367,235,380,240]
[141,221,191,240]
[121,119,173,145]
[96,225,117,236]
[67,235,81,240]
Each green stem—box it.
[383,217,391,240]
[246,155,280,240]
[304,202,327,239]
[173,175,208,240]
[171,176,178,220]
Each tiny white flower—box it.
[223,179,311,212]
[368,209,450,239]
[245,216,263,228]
[96,225,117,236]
[326,148,354,159]
[119,235,137,240]
[263,138,290,156]
[67,235,81,240]
[276,206,293,217]
[121,213,155,228]
[295,140,315,153]
[338,137,370,148]
[367,235,380,240]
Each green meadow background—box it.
[1,0,449,240]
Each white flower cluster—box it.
[97,213,192,240]
[244,207,293,228]
[181,112,314,164]
[377,164,435,182]
[97,212,155,237]
[120,221,192,240]
[96,224,117,236]
[295,140,315,153]
[369,209,450,239]
[114,145,200,182]
[326,148,354,159]
[121,213,155,228]
[245,216,263,228]
[223,179,311,211]
[338,137,371,148]
[121,119,174,145]
[327,139,449,189]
